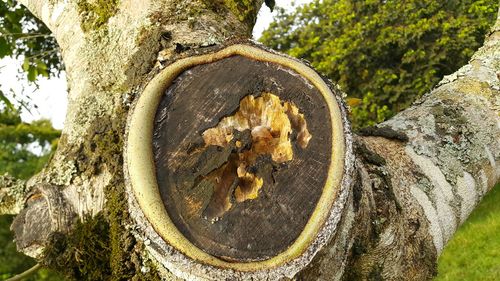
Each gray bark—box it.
[1,1,499,280]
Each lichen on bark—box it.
[223,0,259,27]
[0,174,28,215]
[76,0,120,32]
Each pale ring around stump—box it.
[125,44,346,271]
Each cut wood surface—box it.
[125,43,352,278]
[153,55,332,261]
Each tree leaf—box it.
[27,66,38,81]
[265,0,275,12]
[22,58,30,71]
[36,59,49,77]
[0,90,14,110]
[0,38,13,58]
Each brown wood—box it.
[153,55,333,262]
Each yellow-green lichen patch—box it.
[201,0,259,28]
[77,0,120,32]
[223,0,258,26]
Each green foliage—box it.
[0,101,62,280]
[0,105,60,180]
[348,92,391,128]
[0,89,14,110]
[260,0,498,129]
[0,0,63,82]
[435,185,500,280]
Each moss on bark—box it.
[77,0,120,32]
[223,0,258,26]
[201,0,260,30]
[42,214,112,280]
[41,100,160,279]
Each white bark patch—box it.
[478,169,489,195]
[50,1,67,24]
[40,3,51,27]
[431,187,457,245]
[379,225,396,247]
[410,186,444,253]
[405,148,454,201]
[64,171,111,218]
[38,0,67,30]
[484,145,496,168]
[484,145,500,178]
[456,172,478,224]
[406,147,460,248]
[438,64,473,86]
[23,244,44,260]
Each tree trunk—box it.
[1,1,499,280]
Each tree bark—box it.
[1,1,499,280]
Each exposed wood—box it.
[125,43,353,279]
[11,183,75,258]
[153,55,332,261]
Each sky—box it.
[0,0,312,130]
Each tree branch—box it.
[306,17,500,280]
[17,0,46,21]
[5,263,41,281]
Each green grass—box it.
[435,184,500,281]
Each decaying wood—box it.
[153,55,334,261]
[0,0,498,280]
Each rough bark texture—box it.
[0,174,28,215]
[0,1,499,280]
